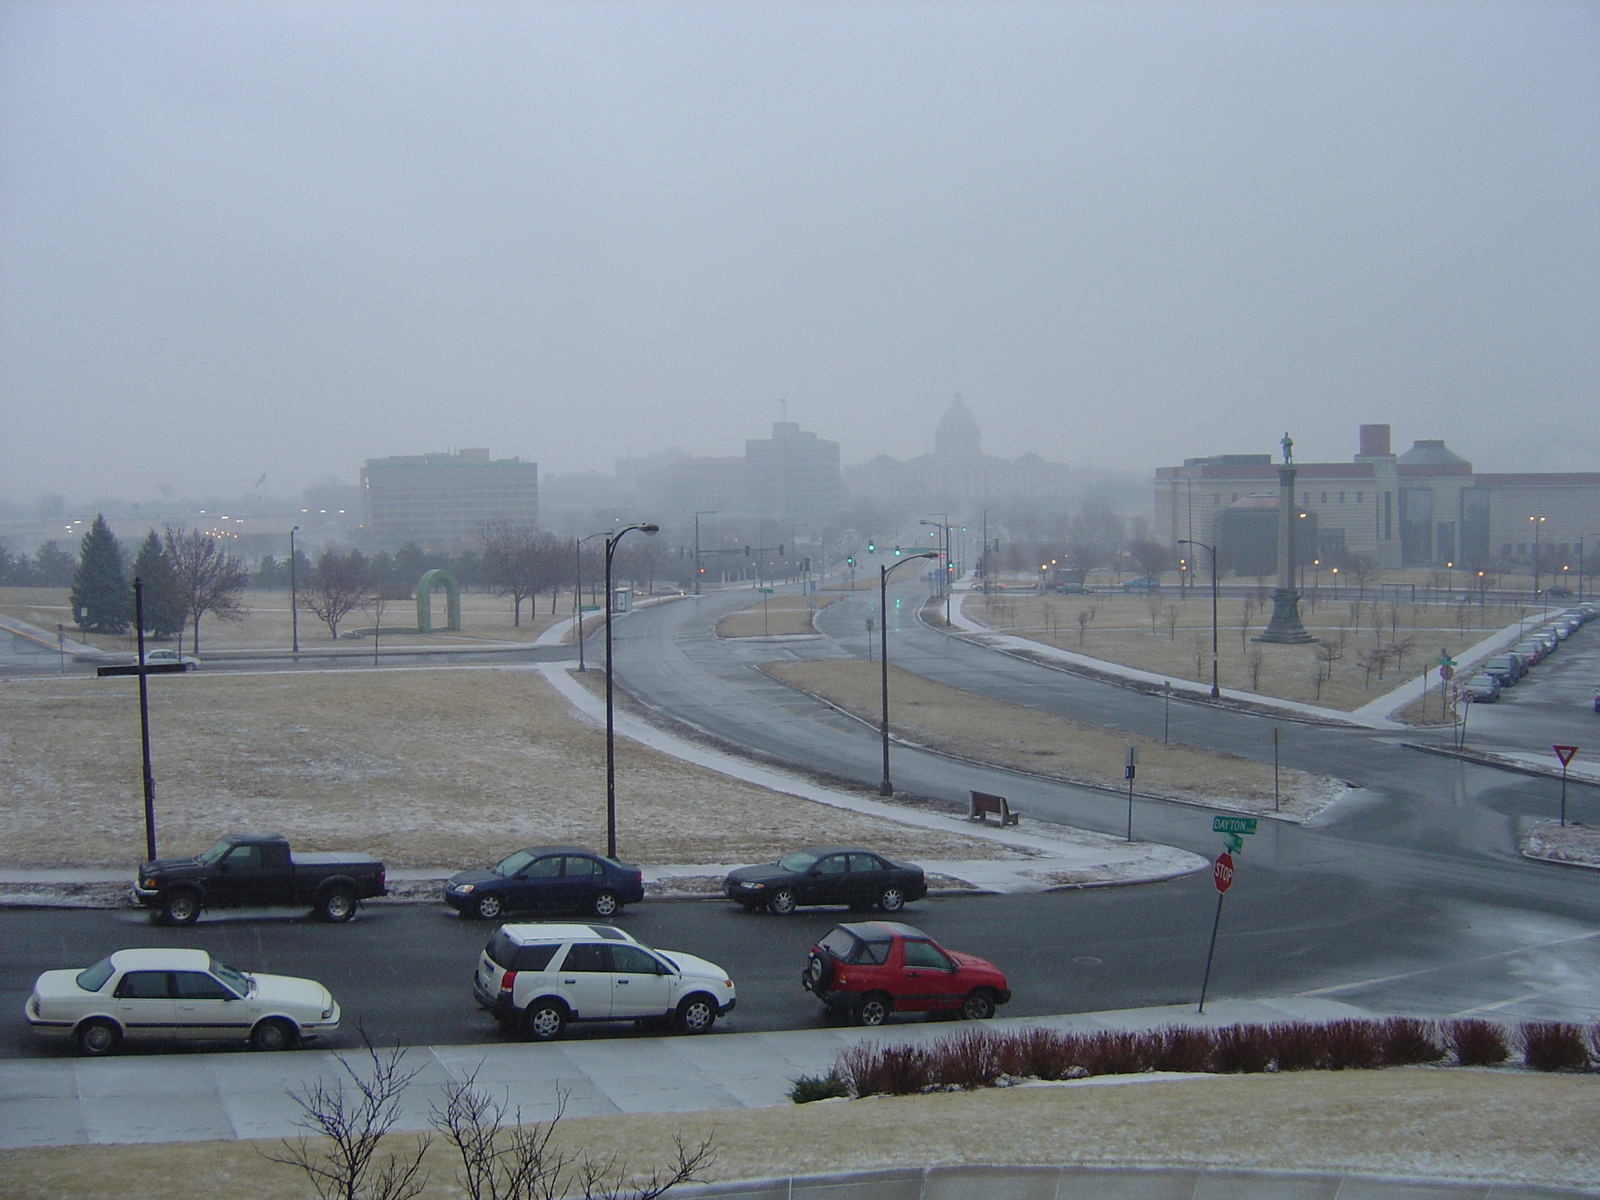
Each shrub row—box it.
[796,1018,1596,1100]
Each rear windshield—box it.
[76,956,115,992]
[819,927,889,964]
[485,929,520,970]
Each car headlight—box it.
[322,1007,334,1020]
[453,883,474,894]
[739,881,764,890]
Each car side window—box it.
[116,970,171,999]
[524,856,562,878]
[174,972,236,1000]
[559,943,611,973]
[903,941,955,970]
[816,855,848,875]
[514,944,559,972]
[224,845,262,870]
[563,856,603,877]
[611,945,667,975]
[848,854,883,873]
[857,940,891,966]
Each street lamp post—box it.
[1529,515,1546,615]
[879,551,940,796]
[693,511,717,596]
[289,526,300,654]
[921,513,949,621]
[604,523,659,858]
[1179,539,1220,699]
[573,532,609,673]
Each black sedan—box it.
[444,846,645,921]
[723,846,927,915]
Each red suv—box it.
[801,921,1010,1027]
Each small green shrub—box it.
[790,1073,848,1103]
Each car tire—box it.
[318,886,356,923]
[474,892,504,921]
[75,1018,120,1057]
[961,990,997,1021]
[855,992,891,1027]
[162,890,201,926]
[591,890,620,919]
[251,1018,298,1052]
[676,994,717,1034]
[768,888,797,915]
[878,886,906,913]
[805,953,834,990]
[524,1000,566,1042]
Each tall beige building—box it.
[360,448,539,549]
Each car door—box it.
[559,855,606,911]
[847,853,887,906]
[608,944,675,1018]
[807,853,850,906]
[172,970,249,1041]
[112,970,176,1042]
[214,843,265,905]
[900,939,961,1011]
[511,854,563,911]
[553,942,613,1021]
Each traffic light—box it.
[893,545,902,556]
[744,545,751,556]
[777,544,785,556]
[846,556,855,566]
[867,541,876,554]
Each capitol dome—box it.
[935,395,982,460]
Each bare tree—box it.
[163,525,250,654]
[1239,596,1256,649]
[259,1031,430,1200]
[1163,604,1180,642]
[1191,635,1207,680]
[1392,634,1416,669]
[481,521,541,627]
[1147,597,1161,634]
[1346,554,1378,600]
[1076,606,1095,646]
[302,549,371,640]
[1315,639,1338,683]
[1355,648,1379,688]
[1248,649,1266,690]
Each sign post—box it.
[1555,745,1579,826]
[1198,851,1233,1014]
[1124,745,1138,842]
[1272,727,1281,812]
[1436,649,1457,724]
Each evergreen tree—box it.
[33,541,75,587]
[70,515,132,633]
[131,531,184,638]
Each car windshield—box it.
[209,957,251,995]
[495,849,537,877]
[779,850,820,872]
[199,839,234,865]
[76,956,115,992]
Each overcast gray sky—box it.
[2,0,1595,504]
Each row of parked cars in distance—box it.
[1460,604,1596,704]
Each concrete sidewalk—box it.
[0,994,1376,1149]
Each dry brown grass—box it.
[0,666,1007,869]
[967,590,1532,712]
[716,594,842,638]
[3,1068,1597,1197]
[761,660,1337,815]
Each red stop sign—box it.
[1214,852,1234,894]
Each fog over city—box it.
[1,0,1595,508]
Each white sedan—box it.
[24,947,340,1055]
[144,649,200,670]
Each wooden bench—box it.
[969,790,1020,826]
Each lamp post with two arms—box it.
[879,551,940,796]
[1178,539,1221,699]
[604,523,659,858]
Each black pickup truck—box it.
[135,834,387,925]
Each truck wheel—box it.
[524,1000,566,1042]
[474,892,504,921]
[162,890,201,926]
[251,1018,298,1051]
[590,890,619,918]
[855,992,891,1027]
[318,887,356,923]
[75,1018,120,1057]
[767,888,797,915]
[676,994,717,1034]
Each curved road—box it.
[610,583,1600,1024]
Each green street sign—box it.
[1221,832,1244,854]
[759,588,774,594]
[580,605,603,612]
[1212,816,1259,835]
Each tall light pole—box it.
[1529,515,1546,615]
[921,512,949,621]
[604,522,659,858]
[573,531,608,673]
[693,511,717,595]
[289,526,300,654]
[1179,539,1220,699]
[879,551,940,796]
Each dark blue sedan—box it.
[444,846,645,920]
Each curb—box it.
[1403,742,1600,786]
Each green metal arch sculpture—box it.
[416,569,461,633]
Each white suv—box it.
[472,923,737,1040]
